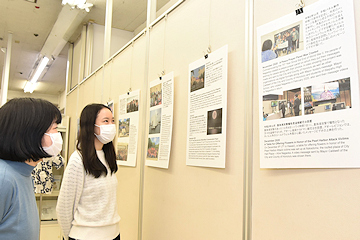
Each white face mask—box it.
[43,132,63,156]
[94,124,116,144]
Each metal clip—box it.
[158,70,165,80]
[295,0,305,15]
[204,46,211,59]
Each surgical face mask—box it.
[43,132,63,156]
[94,124,116,144]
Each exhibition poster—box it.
[257,0,360,168]
[145,72,174,169]
[186,45,228,168]
[116,89,140,167]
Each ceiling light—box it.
[29,56,49,83]
[24,81,37,93]
[62,0,93,12]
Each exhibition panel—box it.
[252,0,360,239]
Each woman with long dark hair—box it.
[0,98,62,240]
[56,104,120,240]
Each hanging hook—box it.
[127,88,132,95]
[158,70,165,80]
[204,46,211,59]
[299,0,305,7]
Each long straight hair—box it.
[76,104,117,178]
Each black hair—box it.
[295,94,298,97]
[262,39,273,51]
[0,98,61,162]
[76,103,117,178]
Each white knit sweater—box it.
[56,150,120,240]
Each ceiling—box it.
[0,0,170,96]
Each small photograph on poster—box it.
[116,142,128,161]
[207,108,222,135]
[260,21,303,63]
[304,78,351,115]
[118,118,130,137]
[147,137,160,160]
[190,65,205,92]
[150,83,162,107]
[127,95,139,113]
[263,88,301,121]
[149,108,161,134]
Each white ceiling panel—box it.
[0,0,173,97]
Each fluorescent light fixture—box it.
[62,0,93,12]
[24,81,37,93]
[30,56,49,83]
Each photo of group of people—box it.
[190,65,205,92]
[118,118,130,137]
[147,137,160,160]
[116,142,128,161]
[150,83,162,107]
[304,78,352,115]
[261,21,303,63]
[262,88,301,121]
[149,108,161,134]
[207,108,222,135]
[127,96,139,113]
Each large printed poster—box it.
[186,45,228,168]
[145,72,174,169]
[116,90,140,167]
[258,0,360,168]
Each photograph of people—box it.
[294,94,301,116]
[291,27,299,51]
[118,118,130,137]
[56,104,120,240]
[150,84,162,107]
[147,137,160,160]
[117,142,128,161]
[280,101,286,118]
[262,88,301,120]
[0,98,62,240]
[303,78,352,115]
[261,39,277,63]
[127,96,139,113]
[261,22,303,61]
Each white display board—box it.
[186,45,228,168]
[257,0,360,168]
[145,72,174,169]
[116,90,141,167]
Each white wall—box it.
[66,0,247,239]
[92,23,134,72]
[65,0,360,239]
[58,90,66,112]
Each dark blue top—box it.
[0,159,39,240]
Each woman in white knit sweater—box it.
[56,104,120,240]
